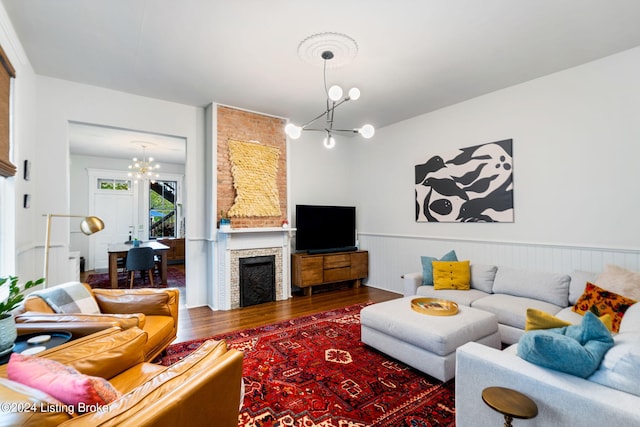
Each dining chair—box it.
[117,240,133,274]
[125,247,156,288]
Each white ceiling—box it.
[67,122,186,164]
[4,0,640,162]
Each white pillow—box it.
[470,264,497,293]
[588,332,640,396]
[619,302,640,334]
[595,265,640,301]
[568,270,598,306]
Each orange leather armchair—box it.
[14,285,179,361]
[0,327,244,427]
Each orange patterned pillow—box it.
[572,282,637,332]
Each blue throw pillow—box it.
[421,250,457,286]
[517,311,614,378]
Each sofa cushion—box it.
[569,270,598,305]
[22,295,57,313]
[416,286,489,306]
[588,332,640,396]
[15,312,145,331]
[470,264,497,293]
[432,260,470,290]
[471,294,563,330]
[420,250,457,286]
[572,282,637,333]
[554,306,585,324]
[0,377,72,426]
[32,281,101,314]
[142,315,176,359]
[43,327,148,379]
[517,311,614,378]
[595,264,640,301]
[91,289,174,317]
[619,301,640,334]
[492,267,570,307]
[7,353,121,409]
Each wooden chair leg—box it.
[148,269,155,287]
[129,271,135,289]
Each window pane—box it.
[98,179,114,190]
[149,180,177,238]
[115,180,130,190]
[98,178,131,191]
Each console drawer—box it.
[324,267,351,282]
[324,254,351,269]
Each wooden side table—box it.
[482,386,538,427]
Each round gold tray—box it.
[411,298,459,316]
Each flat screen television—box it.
[295,205,357,254]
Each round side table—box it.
[482,386,538,427]
[0,331,72,364]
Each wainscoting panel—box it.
[358,233,640,295]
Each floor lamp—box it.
[43,214,105,288]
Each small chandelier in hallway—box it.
[128,144,160,182]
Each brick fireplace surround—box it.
[213,105,291,310]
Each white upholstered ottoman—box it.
[360,296,500,381]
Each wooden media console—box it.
[291,250,369,296]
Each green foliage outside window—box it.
[149,181,177,238]
[99,179,130,190]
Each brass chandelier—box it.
[127,145,160,182]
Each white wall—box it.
[19,76,208,306]
[0,5,39,279]
[288,131,355,251]
[289,130,355,212]
[349,46,640,294]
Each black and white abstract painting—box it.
[415,139,513,223]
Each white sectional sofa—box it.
[403,263,640,426]
[403,265,596,344]
[456,301,640,426]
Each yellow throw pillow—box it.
[526,308,614,332]
[432,260,470,290]
[525,308,571,331]
[599,314,613,332]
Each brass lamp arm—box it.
[43,214,104,287]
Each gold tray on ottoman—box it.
[411,298,459,316]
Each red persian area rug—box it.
[157,303,455,427]
[86,266,185,289]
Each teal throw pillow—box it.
[421,250,457,286]
[517,311,614,378]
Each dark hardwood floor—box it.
[176,285,401,343]
[82,265,402,344]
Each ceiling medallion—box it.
[297,32,359,68]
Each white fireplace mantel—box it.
[213,227,294,310]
